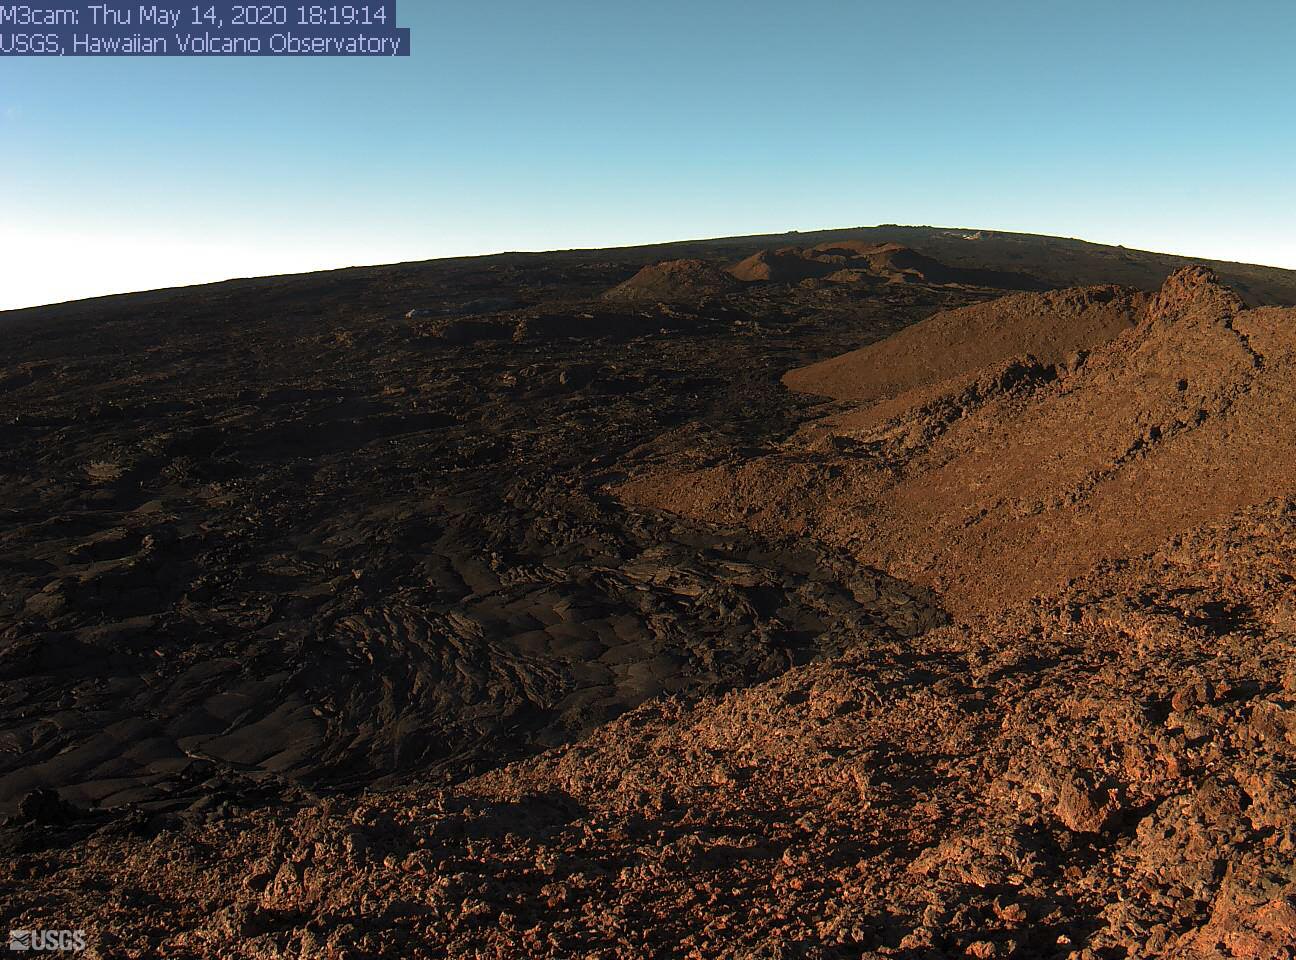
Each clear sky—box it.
[2,0,1294,310]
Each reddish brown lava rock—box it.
[1054,779,1121,834]
[783,283,1147,403]
[728,247,837,282]
[619,268,1296,619]
[602,258,742,301]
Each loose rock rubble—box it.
[7,503,1296,958]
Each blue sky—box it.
[2,0,1294,309]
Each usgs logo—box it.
[8,930,86,953]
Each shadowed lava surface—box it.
[0,243,966,816]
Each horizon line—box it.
[5,223,1295,316]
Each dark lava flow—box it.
[5,227,1289,820]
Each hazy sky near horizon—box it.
[2,0,1295,310]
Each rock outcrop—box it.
[602,258,742,301]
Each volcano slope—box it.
[731,241,1047,290]
[5,234,1296,958]
[782,284,1148,404]
[622,268,1296,619]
